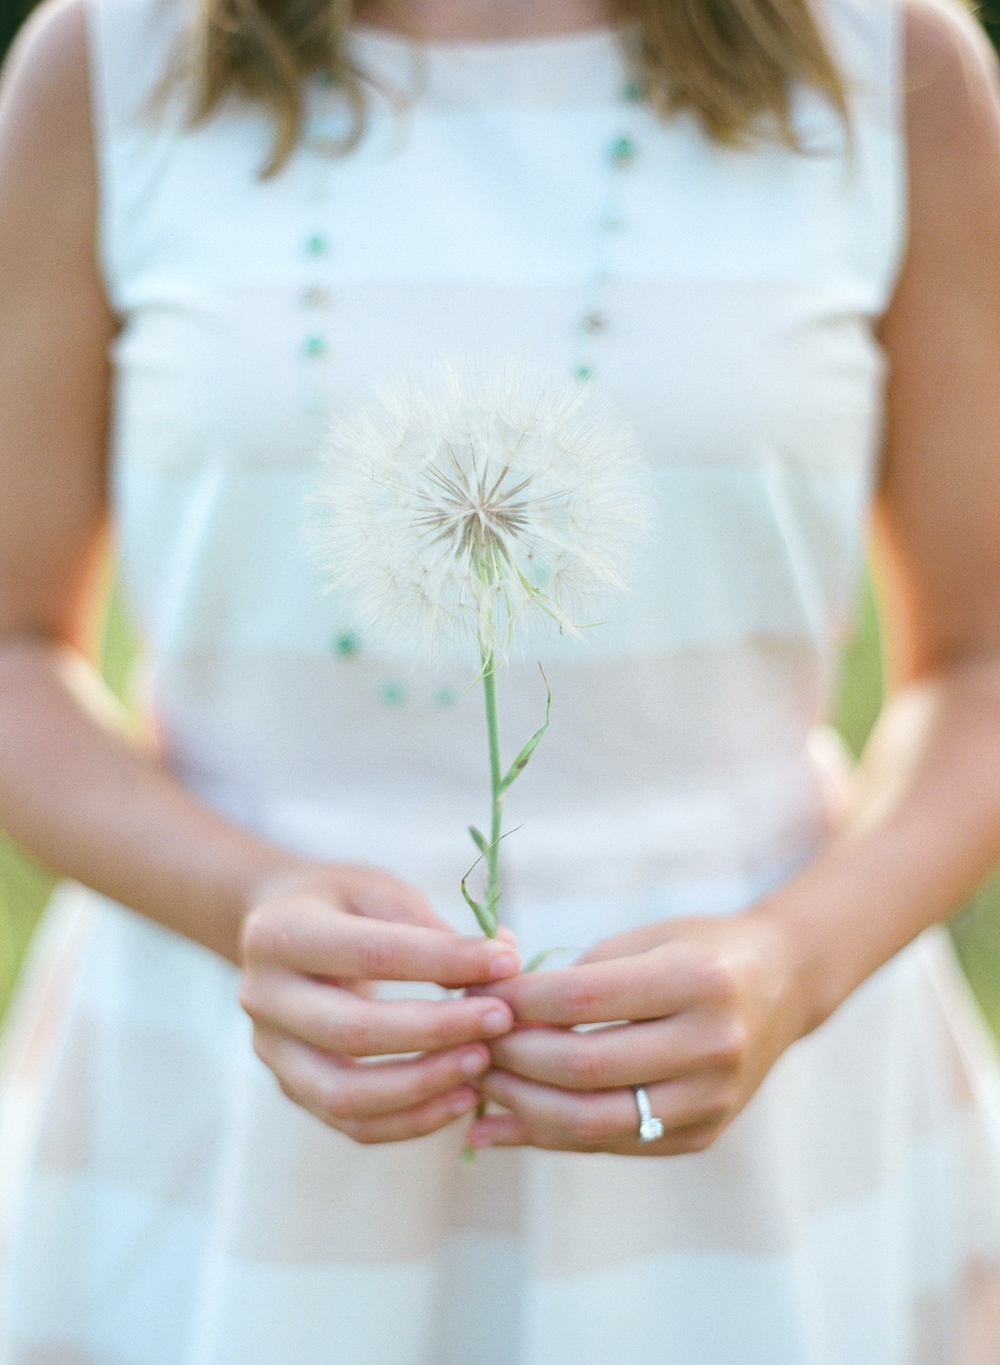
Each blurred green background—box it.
[0,0,997,1037]
[0,0,27,55]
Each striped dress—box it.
[1,0,999,1360]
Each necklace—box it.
[296,41,643,700]
[297,41,643,397]
[572,77,643,385]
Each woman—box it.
[0,0,999,1355]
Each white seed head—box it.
[311,366,648,663]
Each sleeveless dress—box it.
[2,0,1000,1360]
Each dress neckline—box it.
[347,22,628,108]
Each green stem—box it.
[481,652,503,937]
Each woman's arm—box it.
[760,0,1000,1019]
[468,0,1000,1153]
[0,0,310,962]
[0,0,518,1143]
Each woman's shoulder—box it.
[818,0,1000,197]
[0,0,90,135]
[896,0,1000,229]
[0,0,94,238]
[816,0,995,126]
[1,0,186,137]
[2,0,88,72]
[880,0,1000,334]
[900,0,1000,143]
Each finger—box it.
[242,971,514,1055]
[243,898,520,985]
[253,1024,492,1119]
[477,1070,733,1150]
[487,1013,743,1090]
[338,1088,482,1144]
[449,926,522,991]
[468,1110,725,1156]
[467,1112,533,1148]
[327,863,460,933]
[472,949,710,1026]
[250,863,452,933]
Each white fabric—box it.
[1,0,1000,1360]
[96,1,903,905]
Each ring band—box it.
[633,1085,665,1142]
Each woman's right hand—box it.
[238,863,520,1143]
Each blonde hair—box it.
[185,0,848,176]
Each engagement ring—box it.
[633,1086,664,1142]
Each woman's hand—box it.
[467,909,810,1154]
[239,863,520,1144]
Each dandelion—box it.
[312,365,647,937]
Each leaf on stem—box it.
[497,665,552,795]
[461,825,523,939]
[468,825,488,853]
[461,875,496,937]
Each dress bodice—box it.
[88,0,904,926]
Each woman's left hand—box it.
[468,908,812,1154]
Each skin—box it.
[1,0,999,1154]
[354,0,608,38]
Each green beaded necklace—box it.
[572,78,644,385]
[301,57,644,706]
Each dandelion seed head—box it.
[311,366,649,663]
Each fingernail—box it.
[481,1008,509,1036]
[489,952,519,979]
[459,1049,489,1077]
[451,1090,478,1116]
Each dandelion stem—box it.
[481,651,503,937]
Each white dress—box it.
[1,0,1000,1360]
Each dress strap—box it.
[818,0,907,306]
[85,0,188,306]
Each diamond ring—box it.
[633,1085,665,1142]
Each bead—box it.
[380,681,406,707]
[434,687,457,708]
[574,365,593,382]
[608,135,637,167]
[302,286,331,307]
[315,68,338,90]
[333,631,360,658]
[581,311,608,334]
[303,336,327,358]
[621,78,645,103]
[304,233,330,256]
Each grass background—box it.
[0,0,997,1036]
